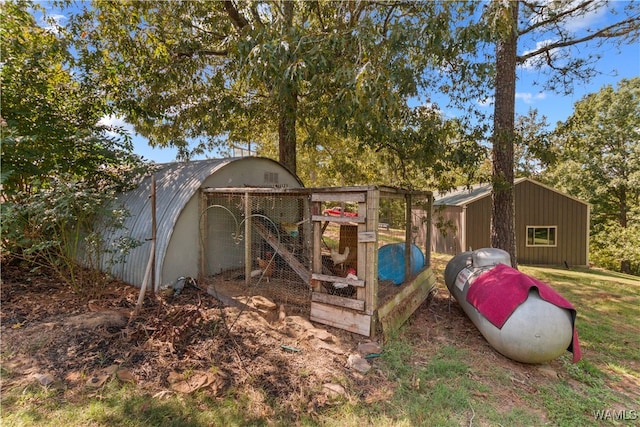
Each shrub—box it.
[1,174,142,296]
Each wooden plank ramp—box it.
[312,292,365,311]
[253,221,311,284]
[310,302,372,336]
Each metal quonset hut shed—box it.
[101,157,303,289]
[431,178,590,266]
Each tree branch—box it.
[517,16,640,63]
[314,0,326,32]
[382,4,398,37]
[188,22,228,40]
[250,3,264,28]
[224,0,249,32]
[173,49,228,59]
[519,0,597,37]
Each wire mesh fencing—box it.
[202,190,313,316]
[200,189,432,318]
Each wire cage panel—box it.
[202,190,313,316]
[200,186,434,337]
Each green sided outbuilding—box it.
[431,178,590,267]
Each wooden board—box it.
[311,273,365,287]
[310,302,371,336]
[311,193,366,203]
[358,231,377,242]
[378,267,436,337]
[311,201,323,292]
[311,292,365,311]
[363,188,379,315]
[253,221,310,284]
[311,215,365,224]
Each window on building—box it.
[526,226,557,247]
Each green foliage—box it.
[543,78,640,274]
[514,109,553,177]
[1,176,141,295]
[1,1,149,292]
[590,221,640,275]
[481,0,640,263]
[369,106,489,191]
[71,1,487,175]
[0,0,145,197]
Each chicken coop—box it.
[199,185,436,337]
[93,157,305,291]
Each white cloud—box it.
[561,0,608,32]
[97,115,134,137]
[516,92,547,104]
[48,14,67,25]
[528,0,607,32]
[40,13,67,35]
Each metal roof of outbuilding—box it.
[433,178,590,207]
[433,182,494,206]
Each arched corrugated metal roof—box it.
[100,157,302,288]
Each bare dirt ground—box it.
[0,257,581,421]
[0,263,397,415]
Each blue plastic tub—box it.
[378,243,425,285]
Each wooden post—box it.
[425,193,433,267]
[364,188,379,317]
[244,192,252,285]
[150,175,157,293]
[404,193,412,284]
[130,175,157,322]
[199,190,208,280]
[311,201,322,292]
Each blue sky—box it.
[41,1,640,164]
[509,39,639,126]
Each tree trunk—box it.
[491,1,519,267]
[278,88,298,174]
[277,1,298,175]
[621,260,631,274]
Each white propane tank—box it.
[444,248,574,364]
[472,248,511,268]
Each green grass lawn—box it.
[321,258,639,427]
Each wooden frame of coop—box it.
[309,186,435,337]
[198,185,435,338]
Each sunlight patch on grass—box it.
[481,405,544,426]
[605,362,638,378]
[540,381,612,427]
